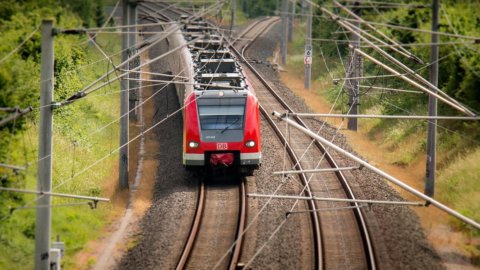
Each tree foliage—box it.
[0,0,107,248]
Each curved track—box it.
[143,2,376,268]
[232,17,377,270]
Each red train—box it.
[169,19,261,174]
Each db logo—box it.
[216,143,228,150]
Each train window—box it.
[197,98,246,131]
[199,115,243,130]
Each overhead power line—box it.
[322,6,476,116]
[0,24,40,65]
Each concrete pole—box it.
[288,0,295,42]
[347,3,361,131]
[304,0,311,89]
[119,0,129,189]
[425,0,439,197]
[129,0,137,121]
[35,19,54,270]
[280,0,287,64]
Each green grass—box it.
[0,33,121,269]
[438,148,480,236]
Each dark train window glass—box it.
[199,115,243,130]
[197,98,246,131]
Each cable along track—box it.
[232,18,377,269]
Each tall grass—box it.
[438,148,480,236]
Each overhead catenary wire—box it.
[312,38,479,47]
[333,0,423,64]
[358,85,423,94]
[340,0,428,8]
[214,30,359,268]
[352,46,476,116]
[301,0,480,41]
[1,3,222,199]
[0,20,170,127]
[64,0,226,103]
[273,111,480,230]
[6,19,225,213]
[441,6,480,78]
[322,6,476,116]
[363,91,480,146]
[241,101,360,269]
[0,24,40,65]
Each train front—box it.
[183,88,261,172]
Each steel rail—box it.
[231,18,323,269]
[176,180,205,270]
[231,19,377,269]
[229,180,247,270]
[148,4,248,268]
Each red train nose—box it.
[210,153,234,167]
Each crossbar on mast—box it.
[248,193,425,206]
[272,111,480,229]
[0,187,110,202]
[291,113,480,121]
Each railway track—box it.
[139,4,249,269]
[141,2,376,268]
[231,18,377,269]
[176,178,246,270]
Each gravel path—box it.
[247,22,444,269]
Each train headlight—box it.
[189,141,199,148]
[245,140,256,148]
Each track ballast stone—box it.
[247,22,443,269]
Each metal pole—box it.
[425,0,439,197]
[288,0,295,42]
[35,19,54,270]
[119,0,129,189]
[321,7,475,116]
[347,2,361,131]
[280,0,287,64]
[353,46,473,115]
[129,0,138,121]
[231,0,236,31]
[304,0,311,89]
[272,111,480,229]
[333,0,423,64]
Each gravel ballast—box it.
[117,13,443,269]
[247,21,443,269]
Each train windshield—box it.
[197,97,246,131]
